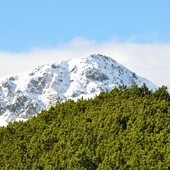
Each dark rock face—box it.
[85,68,109,81]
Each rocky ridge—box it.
[0,54,157,126]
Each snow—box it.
[0,54,158,126]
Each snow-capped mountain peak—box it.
[0,54,157,126]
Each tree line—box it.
[0,85,170,169]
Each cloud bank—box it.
[0,38,170,86]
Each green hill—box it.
[0,85,170,169]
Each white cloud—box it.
[0,37,170,86]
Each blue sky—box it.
[0,0,170,86]
[0,0,170,52]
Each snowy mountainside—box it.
[0,54,157,126]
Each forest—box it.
[0,85,170,169]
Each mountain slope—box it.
[0,54,157,126]
[0,86,169,169]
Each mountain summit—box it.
[0,54,157,126]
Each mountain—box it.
[0,54,157,126]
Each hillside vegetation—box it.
[0,85,170,169]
